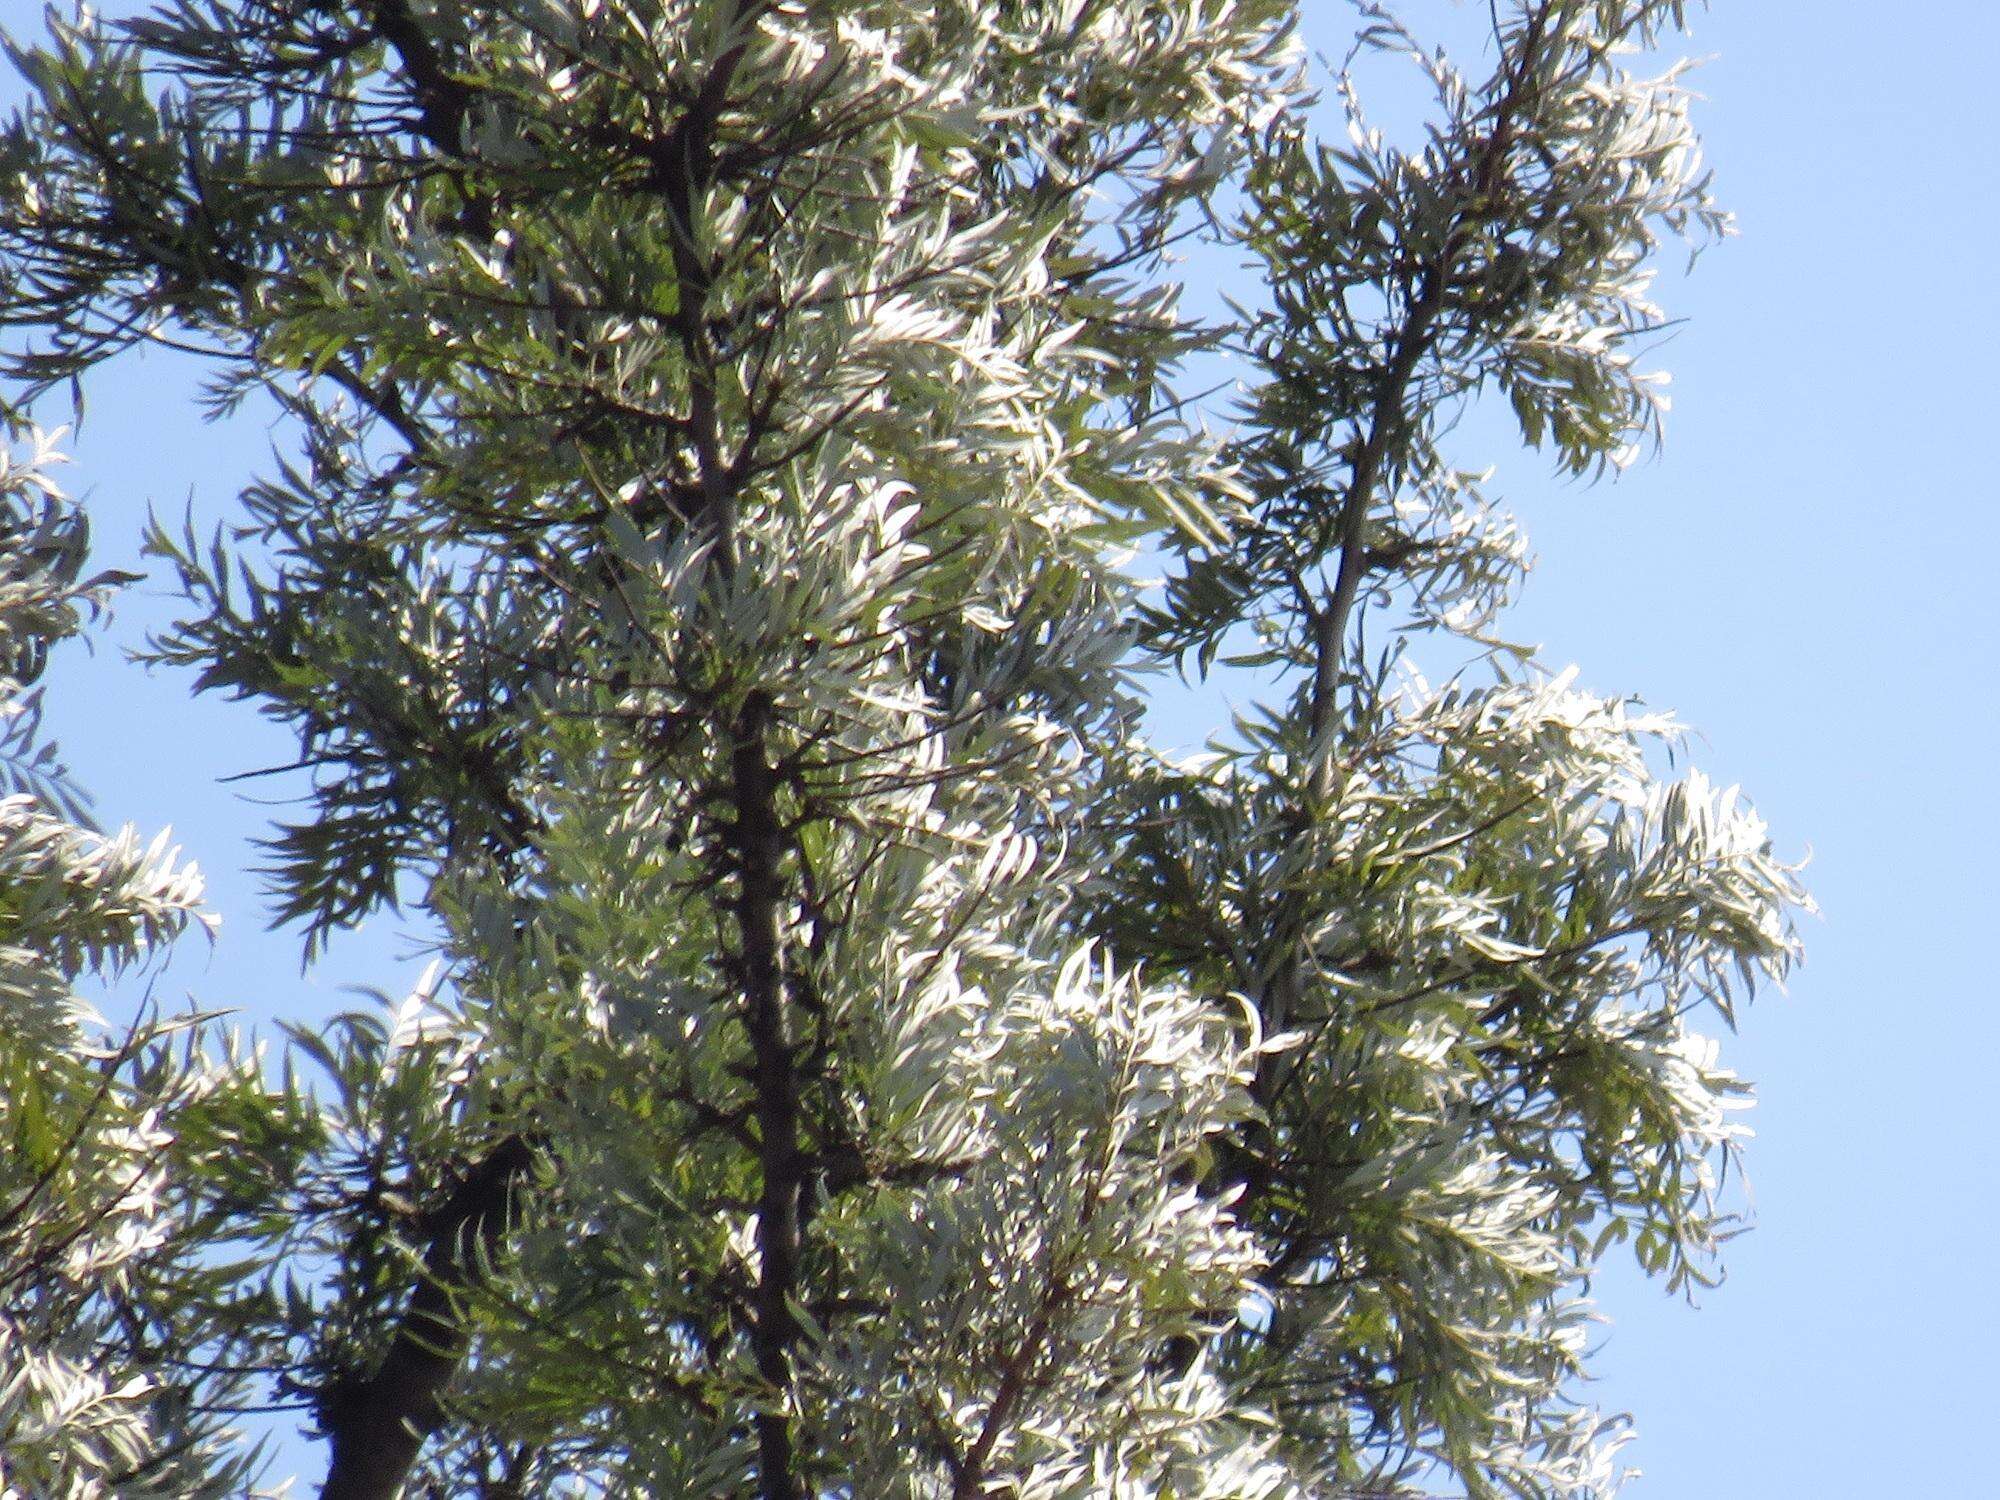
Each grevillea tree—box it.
[0,1,1805,1496]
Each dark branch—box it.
[317,1134,536,1500]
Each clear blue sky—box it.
[9,4,1996,1495]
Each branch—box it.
[632,10,810,1494]
[365,0,477,159]
[1306,4,1551,789]
[728,690,806,1500]
[1229,4,1561,1227]
[318,1134,536,1500]
[952,1287,1069,1500]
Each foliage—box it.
[0,429,265,1499]
[0,2,1805,1497]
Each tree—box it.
[0,1,1806,1496]
[0,430,263,1498]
